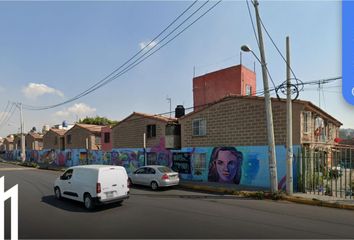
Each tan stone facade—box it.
[25,133,43,150]
[64,124,103,150]
[112,112,175,148]
[179,96,341,148]
[43,129,66,150]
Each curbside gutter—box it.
[179,182,354,211]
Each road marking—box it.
[0,168,34,171]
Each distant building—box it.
[64,124,104,150]
[25,132,43,150]
[111,112,176,148]
[3,135,14,151]
[43,129,66,150]
[193,64,256,111]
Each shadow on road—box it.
[41,195,124,212]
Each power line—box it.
[0,103,16,131]
[0,101,11,126]
[23,1,222,111]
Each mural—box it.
[208,147,243,184]
[1,144,301,191]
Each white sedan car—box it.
[128,165,179,190]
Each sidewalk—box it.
[179,180,354,210]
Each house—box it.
[25,132,43,150]
[2,136,14,151]
[13,134,22,150]
[64,124,104,150]
[193,64,256,111]
[43,128,66,150]
[179,95,341,150]
[111,112,177,149]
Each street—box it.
[1,162,354,239]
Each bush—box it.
[271,191,284,200]
[255,191,265,200]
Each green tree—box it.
[78,116,118,126]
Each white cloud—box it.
[54,103,96,119]
[139,40,157,50]
[22,83,64,99]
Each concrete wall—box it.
[1,138,302,190]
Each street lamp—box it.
[241,43,278,193]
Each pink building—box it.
[101,126,112,151]
[193,64,256,111]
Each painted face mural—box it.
[208,147,243,184]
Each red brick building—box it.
[193,64,256,110]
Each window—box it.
[303,112,311,133]
[245,84,252,96]
[67,134,72,144]
[146,125,156,138]
[61,169,73,180]
[146,168,156,174]
[54,136,58,145]
[192,119,206,136]
[134,168,147,174]
[104,132,110,143]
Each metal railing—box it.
[300,146,354,199]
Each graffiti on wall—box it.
[1,143,301,190]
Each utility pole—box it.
[286,36,293,195]
[253,0,278,193]
[143,133,147,166]
[18,102,26,162]
[166,97,172,118]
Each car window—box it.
[158,167,173,173]
[135,168,146,174]
[147,168,156,174]
[62,169,73,180]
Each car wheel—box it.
[54,187,61,200]
[84,194,94,210]
[151,181,158,191]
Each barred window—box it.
[192,119,206,136]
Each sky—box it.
[0,0,351,137]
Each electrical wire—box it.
[23,1,222,111]
[0,103,16,131]
[0,101,11,126]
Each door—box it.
[132,167,147,185]
[60,169,77,199]
[99,167,127,198]
[143,167,156,186]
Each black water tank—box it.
[175,105,185,118]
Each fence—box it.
[300,146,354,199]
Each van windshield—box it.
[157,167,173,173]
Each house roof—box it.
[112,112,176,129]
[50,128,67,136]
[180,94,342,126]
[4,136,14,143]
[75,124,105,133]
[27,132,43,139]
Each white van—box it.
[54,165,129,209]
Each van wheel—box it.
[84,194,94,210]
[151,181,158,191]
[54,187,61,200]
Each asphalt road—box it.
[1,162,354,239]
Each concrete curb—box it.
[179,182,354,210]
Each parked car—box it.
[54,165,129,209]
[128,165,179,190]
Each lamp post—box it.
[241,43,278,193]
